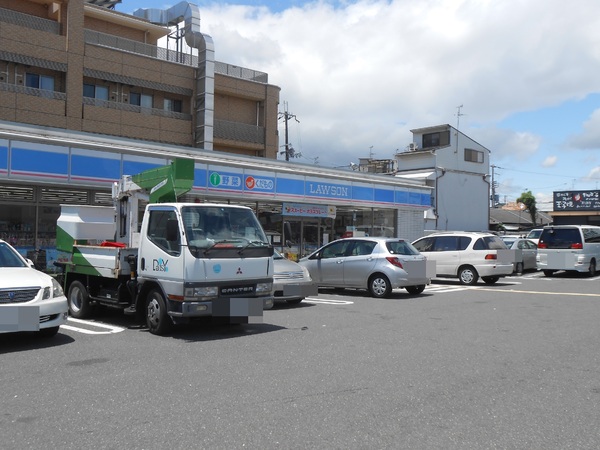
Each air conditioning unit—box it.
[408,143,418,151]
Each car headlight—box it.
[301,265,311,280]
[42,278,64,300]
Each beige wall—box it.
[0,0,280,158]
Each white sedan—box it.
[0,239,68,338]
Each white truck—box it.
[56,158,274,335]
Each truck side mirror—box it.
[166,218,179,242]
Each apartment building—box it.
[0,0,280,157]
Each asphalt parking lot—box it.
[2,272,600,449]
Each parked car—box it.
[525,228,543,245]
[298,237,433,298]
[412,231,514,285]
[0,239,68,337]
[537,225,600,276]
[273,249,318,305]
[501,237,538,274]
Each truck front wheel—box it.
[68,280,93,319]
[146,289,172,335]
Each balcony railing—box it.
[0,82,66,100]
[214,119,265,145]
[84,30,268,83]
[83,97,191,120]
[0,6,60,34]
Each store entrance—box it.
[283,218,331,260]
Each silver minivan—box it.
[536,225,600,276]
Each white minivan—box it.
[412,232,514,285]
[536,225,600,276]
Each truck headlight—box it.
[256,282,273,294]
[185,286,219,300]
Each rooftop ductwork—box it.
[134,1,214,150]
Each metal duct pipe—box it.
[134,2,214,150]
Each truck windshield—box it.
[182,205,269,250]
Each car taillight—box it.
[537,243,547,249]
[386,256,404,268]
[571,243,583,249]
[485,254,497,260]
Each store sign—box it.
[282,203,336,218]
[208,171,243,191]
[244,175,275,192]
[306,181,350,199]
[554,190,600,211]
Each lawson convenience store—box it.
[0,122,432,271]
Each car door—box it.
[521,240,537,270]
[431,236,462,275]
[311,240,352,286]
[342,240,378,287]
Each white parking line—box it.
[61,318,126,335]
[304,297,354,305]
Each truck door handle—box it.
[141,257,145,270]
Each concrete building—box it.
[394,124,491,232]
[0,0,280,157]
[0,0,432,269]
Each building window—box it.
[464,148,484,163]
[422,130,450,148]
[164,98,182,113]
[25,73,55,91]
[130,92,153,108]
[83,83,109,100]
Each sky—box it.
[115,0,600,209]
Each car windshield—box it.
[0,242,27,268]
[527,229,542,239]
[182,206,269,249]
[385,240,420,255]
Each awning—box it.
[395,171,436,180]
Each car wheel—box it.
[37,326,59,338]
[482,276,500,284]
[146,289,172,335]
[543,270,555,277]
[515,262,524,275]
[405,285,425,295]
[67,280,93,319]
[458,266,479,285]
[286,298,303,305]
[368,274,392,298]
[589,259,597,277]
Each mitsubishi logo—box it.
[236,267,243,274]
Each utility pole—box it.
[455,104,464,153]
[278,101,299,161]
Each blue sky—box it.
[116,0,600,208]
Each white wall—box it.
[397,208,427,241]
[435,171,489,231]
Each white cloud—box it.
[542,156,557,168]
[196,0,600,166]
[566,109,600,150]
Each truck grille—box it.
[0,287,40,304]
[219,285,255,296]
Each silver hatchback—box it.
[299,237,434,298]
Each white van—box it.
[536,225,600,276]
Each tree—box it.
[517,191,538,227]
